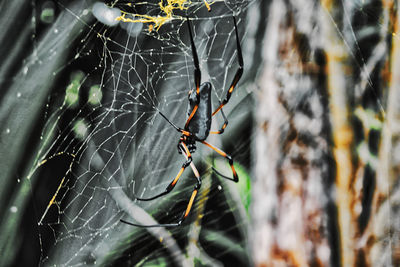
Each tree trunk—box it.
[253,0,398,266]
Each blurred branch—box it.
[320,1,355,266]
[253,0,397,266]
[374,0,400,265]
[253,0,340,265]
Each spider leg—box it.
[185,17,202,130]
[120,143,202,227]
[210,106,228,134]
[135,142,192,201]
[200,140,238,182]
[158,111,194,137]
[212,16,243,117]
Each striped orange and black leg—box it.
[177,153,202,226]
[210,106,228,134]
[185,16,202,129]
[158,111,195,138]
[121,180,201,228]
[212,16,243,117]
[120,143,202,227]
[156,18,202,136]
[134,142,192,201]
[201,140,239,183]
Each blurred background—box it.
[0,0,398,266]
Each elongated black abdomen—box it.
[186,82,212,140]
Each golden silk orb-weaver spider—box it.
[121,16,243,227]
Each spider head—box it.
[187,141,197,153]
[178,137,196,154]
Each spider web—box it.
[8,0,255,265]
[2,0,394,266]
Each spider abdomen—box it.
[186,82,212,141]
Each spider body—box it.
[186,82,212,138]
[121,16,243,228]
[178,82,212,154]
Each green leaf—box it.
[140,257,168,267]
[201,229,248,263]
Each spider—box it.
[120,16,243,227]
